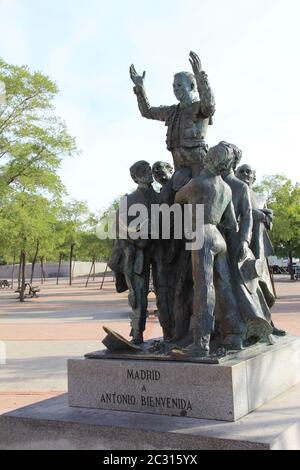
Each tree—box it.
[255,175,300,280]
[57,200,90,286]
[78,231,100,286]
[77,212,114,286]
[0,58,79,298]
[0,58,78,194]
[0,191,60,299]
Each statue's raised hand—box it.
[130,64,146,88]
[189,51,202,75]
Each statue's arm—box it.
[240,186,253,245]
[189,51,216,118]
[253,208,272,231]
[221,201,238,233]
[175,179,196,204]
[262,206,274,230]
[130,64,169,121]
[196,71,216,118]
[133,85,170,121]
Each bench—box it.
[15,283,40,298]
[28,285,40,298]
[0,280,11,289]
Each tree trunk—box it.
[86,259,95,287]
[100,263,108,290]
[56,254,62,286]
[17,252,22,289]
[42,258,46,282]
[289,251,295,281]
[40,257,45,284]
[72,256,76,277]
[30,240,40,284]
[11,252,16,289]
[69,244,74,286]
[19,251,26,302]
[93,260,96,281]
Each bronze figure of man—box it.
[130,52,215,177]
[175,143,245,356]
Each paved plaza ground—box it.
[0,275,299,415]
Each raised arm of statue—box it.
[130,64,171,121]
[129,64,146,88]
[189,51,216,118]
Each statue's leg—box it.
[214,252,246,350]
[172,250,193,341]
[177,146,206,178]
[152,246,174,341]
[190,240,216,353]
[130,261,150,344]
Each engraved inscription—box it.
[100,393,136,405]
[141,395,192,411]
[127,369,161,381]
[97,368,194,413]
[99,391,193,412]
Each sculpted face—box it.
[173,73,195,104]
[131,161,153,185]
[236,164,256,186]
[152,162,173,186]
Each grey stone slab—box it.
[68,337,300,422]
[1,385,300,450]
[231,361,249,420]
[68,358,241,421]
[245,336,300,410]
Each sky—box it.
[1,0,300,212]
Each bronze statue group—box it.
[109,52,285,357]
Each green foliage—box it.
[77,231,112,262]
[0,57,77,194]
[0,191,58,261]
[254,175,300,259]
[0,57,81,272]
[0,58,144,270]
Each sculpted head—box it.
[212,141,242,177]
[204,142,234,175]
[152,161,173,186]
[173,72,197,105]
[230,144,243,171]
[236,164,256,187]
[130,160,153,185]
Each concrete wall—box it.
[0,261,109,280]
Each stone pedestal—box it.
[1,337,300,450]
[68,336,300,422]
[1,385,300,450]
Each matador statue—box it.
[130,51,215,177]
